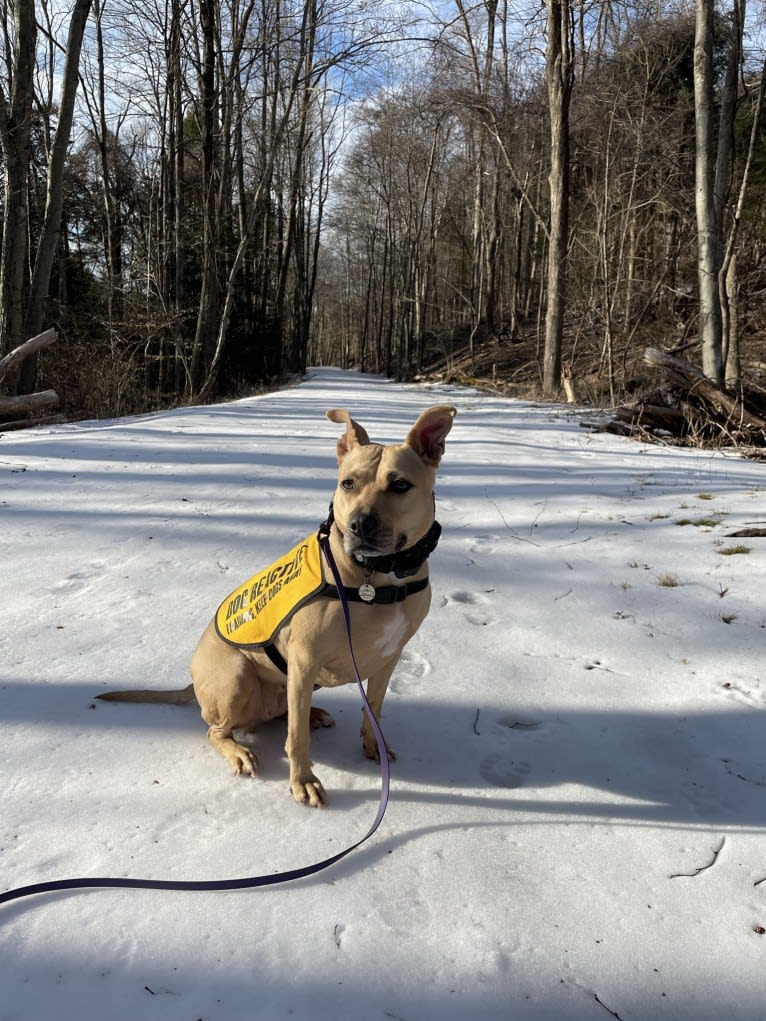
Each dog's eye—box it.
[341,478,355,491]
[390,479,413,494]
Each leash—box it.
[0,534,389,908]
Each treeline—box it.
[319,2,766,400]
[1,1,765,421]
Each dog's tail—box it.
[95,683,197,706]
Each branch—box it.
[594,993,623,1020]
[669,838,725,879]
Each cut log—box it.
[0,329,58,385]
[0,389,60,417]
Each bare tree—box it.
[0,0,36,357]
[720,49,766,385]
[693,0,746,386]
[19,0,93,393]
[543,0,574,396]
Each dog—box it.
[97,404,456,806]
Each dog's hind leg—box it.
[190,621,286,777]
[205,720,259,777]
[310,705,335,729]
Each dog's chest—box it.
[372,607,409,658]
[308,598,422,688]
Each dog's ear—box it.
[405,405,456,467]
[327,408,371,461]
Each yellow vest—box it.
[214,532,326,648]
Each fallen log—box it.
[614,402,686,433]
[580,416,635,437]
[0,389,61,417]
[0,329,62,430]
[0,328,58,385]
[644,348,766,433]
[0,412,66,432]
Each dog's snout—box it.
[349,512,379,540]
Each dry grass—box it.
[718,544,752,556]
[657,572,680,587]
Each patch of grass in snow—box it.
[657,572,680,587]
[718,544,752,556]
[675,514,726,527]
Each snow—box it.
[1,367,765,1021]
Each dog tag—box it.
[358,583,376,603]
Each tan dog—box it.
[98,404,456,806]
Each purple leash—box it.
[0,534,389,908]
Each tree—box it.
[694,0,747,386]
[0,0,36,358]
[694,0,723,384]
[19,0,93,392]
[543,0,574,396]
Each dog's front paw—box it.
[290,772,327,807]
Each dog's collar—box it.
[319,502,442,579]
[324,576,429,605]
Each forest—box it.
[1,1,765,430]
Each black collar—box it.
[319,503,442,579]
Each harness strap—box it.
[0,536,390,910]
[264,643,289,675]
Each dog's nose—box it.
[349,512,379,541]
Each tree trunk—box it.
[543,0,574,396]
[0,1,36,357]
[721,39,764,387]
[19,0,93,393]
[694,0,724,385]
[189,0,220,391]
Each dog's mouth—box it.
[343,534,394,558]
[341,525,406,559]
[351,542,381,555]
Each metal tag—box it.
[358,583,376,603]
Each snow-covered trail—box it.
[1,368,764,1020]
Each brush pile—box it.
[588,347,766,454]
